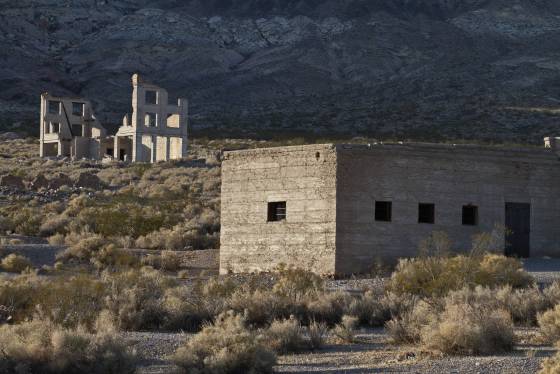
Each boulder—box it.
[0,175,24,190]
[29,174,49,191]
[74,172,103,190]
[48,173,72,190]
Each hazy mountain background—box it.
[2,0,560,142]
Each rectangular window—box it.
[462,205,478,226]
[375,201,392,222]
[51,122,60,133]
[145,112,157,127]
[267,201,286,222]
[71,124,83,137]
[48,101,60,114]
[418,203,435,224]
[145,90,157,105]
[72,102,84,116]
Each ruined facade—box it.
[40,74,188,163]
[220,141,560,276]
[39,94,110,159]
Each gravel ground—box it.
[124,327,552,374]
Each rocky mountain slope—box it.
[2,0,560,142]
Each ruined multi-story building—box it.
[39,94,110,159]
[39,74,188,163]
[220,140,560,276]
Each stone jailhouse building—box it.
[40,74,188,162]
[220,140,560,276]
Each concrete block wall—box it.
[220,144,338,275]
[335,144,560,274]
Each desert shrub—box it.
[162,286,214,332]
[308,320,328,350]
[90,244,139,270]
[495,286,549,326]
[538,305,560,344]
[172,311,276,374]
[102,267,177,331]
[58,234,107,263]
[39,214,70,237]
[264,317,308,354]
[0,319,136,374]
[540,344,560,374]
[333,315,359,343]
[48,233,66,246]
[11,207,43,236]
[306,291,351,325]
[273,267,324,302]
[1,253,32,273]
[229,287,291,326]
[421,297,514,355]
[543,281,560,307]
[386,300,435,344]
[345,290,389,327]
[389,254,532,298]
[160,251,181,271]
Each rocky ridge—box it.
[1,0,560,142]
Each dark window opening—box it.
[106,148,114,156]
[418,203,435,224]
[462,205,478,226]
[145,90,157,105]
[145,112,157,127]
[71,124,83,137]
[119,149,127,161]
[51,123,60,133]
[72,102,84,116]
[268,201,286,222]
[375,201,392,222]
[315,152,321,161]
[48,101,60,114]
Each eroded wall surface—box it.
[335,144,560,274]
[220,144,338,275]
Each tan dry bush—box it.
[543,281,560,307]
[172,311,276,374]
[540,343,560,374]
[306,291,352,326]
[495,286,549,326]
[308,320,328,350]
[102,267,177,331]
[162,286,214,332]
[538,305,560,344]
[345,290,389,327]
[1,253,33,273]
[421,300,514,355]
[0,319,136,374]
[386,300,435,344]
[333,315,359,343]
[264,317,308,354]
[90,244,140,270]
[273,266,324,302]
[229,287,291,326]
[48,233,66,246]
[39,214,70,237]
[58,234,107,263]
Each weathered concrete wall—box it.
[335,144,560,274]
[220,144,338,275]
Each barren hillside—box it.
[2,0,560,141]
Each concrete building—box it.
[39,93,110,158]
[220,140,560,276]
[113,74,188,162]
[39,74,188,163]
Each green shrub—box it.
[172,311,276,374]
[1,253,32,273]
[0,319,136,374]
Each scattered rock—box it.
[48,173,72,190]
[29,174,49,191]
[0,175,24,190]
[74,172,103,190]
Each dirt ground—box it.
[124,327,552,374]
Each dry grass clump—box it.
[57,233,107,263]
[540,344,560,374]
[141,250,181,271]
[90,244,139,270]
[308,320,328,349]
[387,287,515,355]
[172,311,276,374]
[421,298,514,355]
[1,253,32,273]
[0,319,136,374]
[333,315,359,343]
[389,254,532,298]
[264,317,308,354]
[538,305,560,344]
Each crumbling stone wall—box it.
[219,144,338,275]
